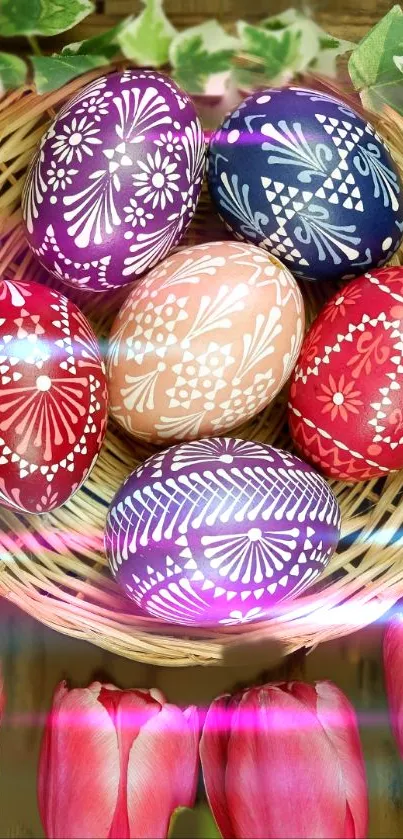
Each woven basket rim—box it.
[1,66,403,667]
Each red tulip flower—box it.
[384,615,403,757]
[38,681,199,839]
[200,681,368,839]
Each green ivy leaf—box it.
[117,0,176,67]
[62,18,131,60]
[348,5,403,113]
[31,54,107,94]
[236,19,301,88]
[0,0,95,37]
[236,9,353,90]
[170,20,239,95]
[307,25,353,76]
[0,52,27,93]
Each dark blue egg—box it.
[207,86,403,282]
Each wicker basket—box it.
[1,66,403,667]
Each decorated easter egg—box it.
[105,438,341,626]
[106,240,304,444]
[288,266,403,482]
[22,70,205,292]
[207,86,403,282]
[0,278,108,513]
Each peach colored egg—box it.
[107,241,304,444]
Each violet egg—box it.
[207,86,403,282]
[22,70,205,292]
[105,438,341,627]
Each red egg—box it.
[0,279,108,513]
[288,266,403,482]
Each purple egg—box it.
[22,70,205,292]
[105,438,341,627]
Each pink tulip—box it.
[38,681,199,839]
[200,681,368,839]
[384,615,403,757]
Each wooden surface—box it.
[0,0,396,53]
[1,598,403,838]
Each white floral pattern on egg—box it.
[22,71,205,292]
[106,241,305,444]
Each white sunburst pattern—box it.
[182,120,206,192]
[107,304,136,370]
[201,526,300,584]
[122,215,188,278]
[71,308,105,372]
[171,437,274,472]
[120,363,166,413]
[184,283,248,343]
[0,280,33,308]
[113,85,172,144]
[233,308,283,381]
[63,167,121,249]
[150,252,226,292]
[169,438,277,472]
[0,377,88,462]
[353,142,401,211]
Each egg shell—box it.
[105,438,341,627]
[207,86,403,283]
[106,240,305,444]
[22,70,205,292]
[288,266,403,482]
[0,279,108,513]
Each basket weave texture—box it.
[1,67,403,667]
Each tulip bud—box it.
[38,681,199,839]
[383,615,403,758]
[200,680,368,839]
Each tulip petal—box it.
[38,682,68,837]
[200,695,237,839]
[225,686,347,839]
[285,681,319,711]
[384,617,403,759]
[314,681,368,839]
[99,688,163,839]
[38,681,119,838]
[126,703,199,838]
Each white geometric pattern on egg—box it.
[0,279,108,514]
[105,439,341,626]
[106,241,305,443]
[207,87,403,282]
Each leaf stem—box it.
[27,35,42,56]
